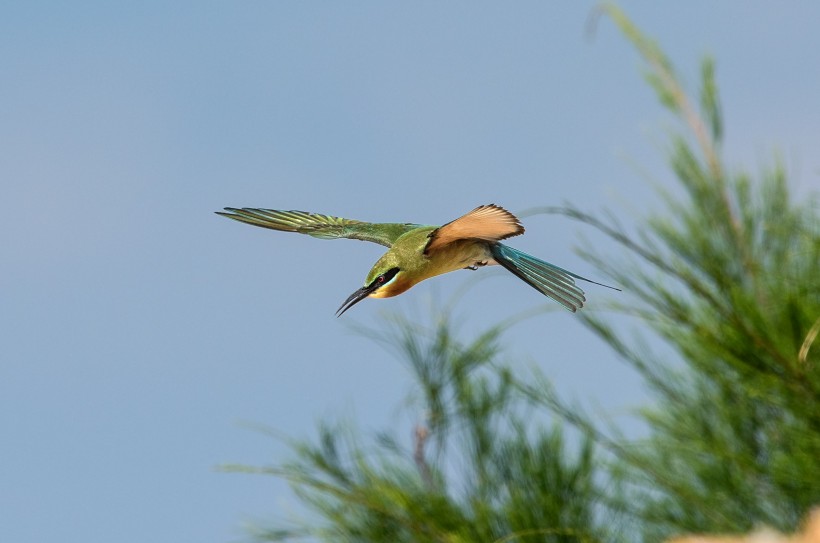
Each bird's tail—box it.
[490,243,617,312]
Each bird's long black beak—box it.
[336,286,373,317]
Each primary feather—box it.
[216,208,418,248]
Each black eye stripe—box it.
[384,267,400,281]
[370,267,400,289]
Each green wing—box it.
[216,208,419,248]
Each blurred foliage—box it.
[529,3,820,539]
[225,4,819,542]
[226,313,612,542]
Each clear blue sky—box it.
[2,2,819,542]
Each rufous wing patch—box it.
[425,204,524,254]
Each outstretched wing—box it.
[425,204,524,254]
[216,208,418,248]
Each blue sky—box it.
[2,2,819,542]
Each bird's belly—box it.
[426,241,493,277]
[370,241,495,299]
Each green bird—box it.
[216,204,617,316]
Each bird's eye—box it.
[369,267,400,289]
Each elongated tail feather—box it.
[490,243,617,312]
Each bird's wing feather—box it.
[216,208,418,247]
[425,204,524,254]
[489,243,619,312]
[490,243,586,312]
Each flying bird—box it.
[216,204,617,316]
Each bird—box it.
[216,204,618,316]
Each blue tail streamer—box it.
[490,243,615,312]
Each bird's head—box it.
[336,255,412,316]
